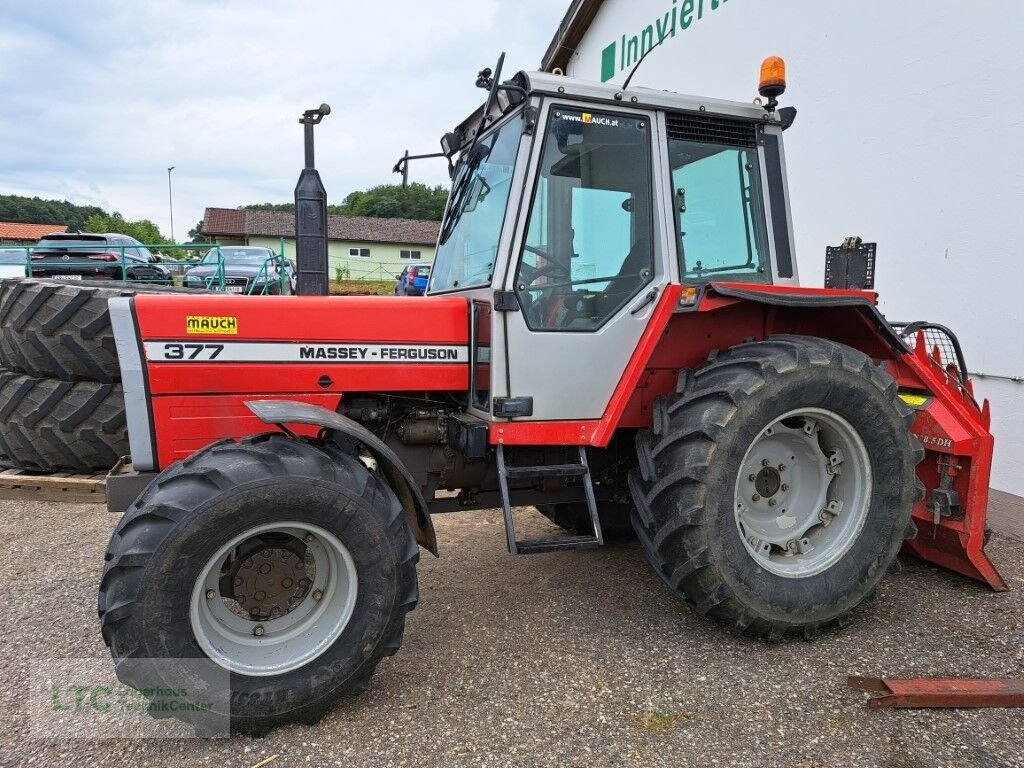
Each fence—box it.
[0,240,290,295]
[331,257,431,283]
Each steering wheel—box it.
[520,243,571,285]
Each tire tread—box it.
[98,435,419,736]
[630,335,923,639]
[0,369,127,470]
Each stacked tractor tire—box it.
[0,279,197,473]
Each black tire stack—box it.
[0,279,199,472]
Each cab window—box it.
[669,134,769,281]
[516,107,654,331]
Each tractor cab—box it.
[428,62,798,423]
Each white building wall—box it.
[563,0,1024,495]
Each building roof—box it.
[542,0,607,73]
[0,222,68,240]
[201,207,439,246]
[201,208,245,236]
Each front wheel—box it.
[630,336,922,639]
[98,434,419,734]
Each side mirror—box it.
[395,274,402,280]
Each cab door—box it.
[501,103,671,421]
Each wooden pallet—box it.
[0,467,107,503]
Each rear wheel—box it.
[99,435,419,735]
[629,336,922,639]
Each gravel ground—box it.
[0,498,1022,768]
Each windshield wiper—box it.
[438,142,491,246]
[436,52,521,247]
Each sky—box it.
[0,0,567,239]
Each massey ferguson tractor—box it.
[93,57,1004,734]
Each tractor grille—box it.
[890,323,976,407]
[890,323,964,381]
[666,112,758,148]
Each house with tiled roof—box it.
[200,207,438,282]
[0,222,67,245]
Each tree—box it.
[241,202,295,213]
[334,183,448,221]
[0,194,105,231]
[240,183,450,222]
[83,213,179,257]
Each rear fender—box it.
[246,400,438,556]
[705,282,909,357]
[700,283,1004,590]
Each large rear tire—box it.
[629,336,922,639]
[0,278,206,383]
[0,368,127,471]
[98,434,419,735]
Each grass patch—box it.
[635,706,690,733]
[328,279,394,296]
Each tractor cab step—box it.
[504,463,589,480]
[496,444,604,555]
[514,536,603,555]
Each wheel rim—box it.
[734,407,872,578]
[190,521,358,676]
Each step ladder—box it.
[496,444,604,554]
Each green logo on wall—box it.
[600,0,733,83]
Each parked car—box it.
[183,246,292,294]
[394,263,431,296]
[0,247,28,279]
[28,232,173,284]
[287,259,297,293]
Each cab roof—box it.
[454,70,778,152]
[522,70,771,121]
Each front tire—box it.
[629,336,922,639]
[98,434,419,734]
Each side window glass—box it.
[516,108,654,331]
[569,187,633,290]
[670,140,769,281]
[120,237,142,261]
[112,237,131,261]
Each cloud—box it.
[0,0,565,237]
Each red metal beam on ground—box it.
[848,676,1024,709]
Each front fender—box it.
[245,399,439,556]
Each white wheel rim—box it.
[733,407,872,578]
[190,521,358,676]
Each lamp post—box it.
[167,166,176,242]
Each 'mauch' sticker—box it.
[187,316,238,335]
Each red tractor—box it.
[97,58,1004,734]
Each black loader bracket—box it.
[825,236,876,290]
